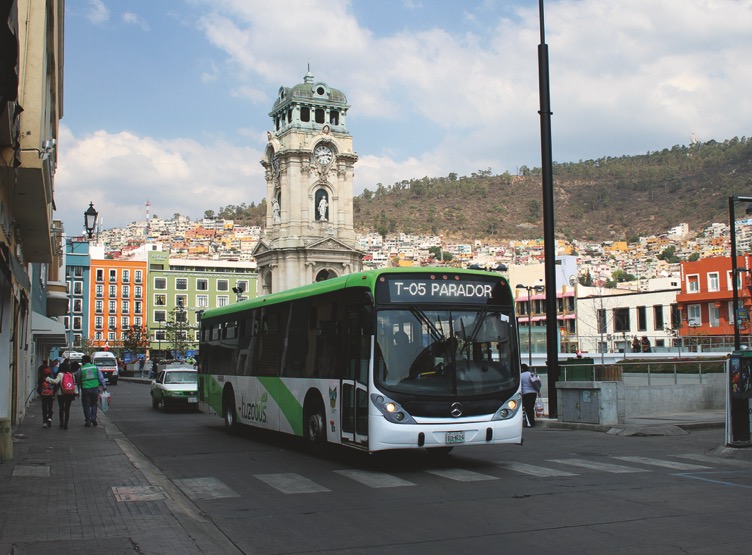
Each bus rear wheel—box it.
[304,399,327,455]
[224,392,238,435]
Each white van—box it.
[91,351,119,385]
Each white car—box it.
[150,367,198,410]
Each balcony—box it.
[45,280,68,317]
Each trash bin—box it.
[560,357,595,381]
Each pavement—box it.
[0,384,749,554]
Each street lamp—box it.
[516,283,545,368]
[728,195,752,445]
[84,202,98,239]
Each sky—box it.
[56,0,752,235]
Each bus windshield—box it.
[375,307,518,396]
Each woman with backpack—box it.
[46,360,78,430]
[37,363,55,427]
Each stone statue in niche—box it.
[318,196,328,221]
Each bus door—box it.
[341,306,370,447]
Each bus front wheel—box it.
[304,398,327,454]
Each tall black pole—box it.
[538,0,559,417]
[728,196,751,444]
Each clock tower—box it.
[253,69,363,294]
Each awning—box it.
[31,311,67,346]
[1,243,31,291]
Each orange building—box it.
[676,255,752,343]
[88,258,149,350]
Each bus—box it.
[198,267,523,454]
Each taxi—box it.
[150,366,198,410]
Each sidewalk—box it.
[540,408,729,435]
[0,399,242,555]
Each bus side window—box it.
[285,300,309,377]
[255,307,286,376]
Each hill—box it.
[216,137,752,242]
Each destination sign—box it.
[377,276,505,305]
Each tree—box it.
[612,269,637,283]
[121,324,150,359]
[163,306,193,359]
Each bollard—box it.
[0,418,13,462]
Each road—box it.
[109,381,752,554]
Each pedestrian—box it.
[631,336,641,353]
[138,357,145,377]
[75,354,107,427]
[46,359,77,429]
[520,363,541,428]
[641,336,651,353]
[149,359,159,379]
[37,362,55,427]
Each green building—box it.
[146,251,257,359]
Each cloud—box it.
[122,12,150,31]
[86,0,109,24]
[54,126,266,233]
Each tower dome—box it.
[269,69,350,133]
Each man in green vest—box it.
[76,355,107,427]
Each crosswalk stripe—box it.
[174,477,240,500]
[675,453,752,467]
[334,469,416,488]
[548,458,650,473]
[497,461,577,477]
[611,456,711,471]
[254,473,330,494]
[425,468,499,482]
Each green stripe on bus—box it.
[258,376,304,437]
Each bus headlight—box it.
[493,394,522,421]
[371,394,416,424]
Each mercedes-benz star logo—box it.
[450,402,463,418]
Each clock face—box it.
[314,145,333,165]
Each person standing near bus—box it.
[520,364,541,428]
[76,355,107,427]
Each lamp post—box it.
[516,284,545,368]
[84,202,98,239]
[728,195,752,445]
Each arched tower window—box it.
[315,269,337,282]
[315,189,329,222]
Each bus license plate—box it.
[446,431,465,444]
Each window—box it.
[108,316,116,329]
[73,299,82,313]
[96,269,104,282]
[108,332,116,342]
[135,270,143,284]
[175,295,187,307]
[95,316,103,329]
[73,266,83,278]
[135,285,142,299]
[122,300,130,314]
[96,284,104,298]
[708,272,719,292]
[196,295,208,308]
[109,269,117,282]
[154,310,166,322]
[636,306,647,331]
[597,309,607,334]
[176,278,188,290]
[687,304,701,326]
[122,269,130,283]
[121,316,129,329]
[217,280,229,291]
[729,301,737,324]
[155,330,166,341]
[73,317,82,330]
[653,305,664,330]
[122,285,130,298]
[613,307,630,332]
[154,294,166,306]
[108,300,117,313]
[95,300,103,314]
[300,106,310,122]
[135,301,142,314]
[217,296,229,307]
[94,332,102,341]
[687,274,700,293]
[109,285,117,298]
[197,279,208,291]
[154,277,166,290]
[134,316,142,327]
[708,302,720,327]
[73,281,83,295]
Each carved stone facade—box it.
[253,70,363,294]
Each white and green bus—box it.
[198,267,523,454]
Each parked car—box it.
[150,367,198,410]
[91,351,118,385]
